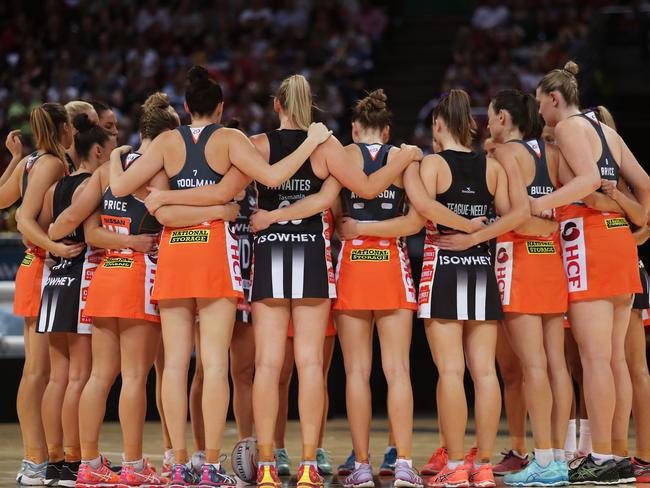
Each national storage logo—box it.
[169,229,210,244]
[350,248,390,262]
[103,257,134,268]
[525,240,556,254]
[605,217,628,230]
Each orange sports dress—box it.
[151,124,243,301]
[85,152,162,322]
[334,143,417,311]
[14,152,54,317]
[557,111,640,302]
[495,139,568,314]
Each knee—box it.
[468,361,497,383]
[121,368,150,387]
[382,358,410,384]
[294,351,323,374]
[437,361,465,380]
[232,363,255,386]
[255,356,284,381]
[520,356,549,378]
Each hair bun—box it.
[563,61,579,76]
[187,65,210,86]
[143,92,171,111]
[72,112,95,133]
[367,89,387,110]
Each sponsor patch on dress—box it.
[103,257,134,268]
[525,240,556,254]
[169,229,210,244]
[21,253,35,266]
[605,217,628,229]
[350,249,390,261]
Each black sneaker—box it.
[44,460,64,486]
[616,457,636,483]
[58,461,80,488]
[569,454,619,485]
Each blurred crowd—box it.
[0,0,389,161]
[412,0,616,149]
[0,0,390,232]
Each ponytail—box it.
[276,75,312,131]
[594,105,617,132]
[537,60,580,107]
[30,103,68,164]
[432,89,477,147]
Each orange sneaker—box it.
[468,463,495,488]
[296,463,323,488]
[257,464,281,488]
[117,459,167,487]
[422,448,448,475]
[427,465,469,488]
[76,458,120,488]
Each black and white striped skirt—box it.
[417,244,503,321]
[633,259,650,310]
[250,229,336,301]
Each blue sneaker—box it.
[338,451,356,476]
[342,463,374,488]
[504,458,569,486]
[169,462,200,487]
[274,448,291,476]
[379,448,397,476]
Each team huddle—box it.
[4,60,650,488]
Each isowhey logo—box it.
[560,218,587,292]
[103,257,134,269]
[255,233,317,244]
[350,249,390,262]
[495,242,513,305]
[605,217,628,229]
[525,240,556,255]
[169,229,210,244]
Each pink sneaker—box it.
[492,450,529,476]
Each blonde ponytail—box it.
[276,75,312,131]
[30,103,68,164]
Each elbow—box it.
[516,204,531,227]
[110,182,129,198]
[261,175,282,188]
[585,174,601,194]
[153,209,171,227]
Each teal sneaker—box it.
[316,448,333,475]
[274,448,291,476]
[504,458,569,486]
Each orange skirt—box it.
[496,231,568,314]
[85,251,160,323]
[14,248,51,317]
[333,237,417,311]
[152,220,244,301]
[558,205,641,302]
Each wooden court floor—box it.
[0,418,646,487]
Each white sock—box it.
[512,450,528,459]
[578,419,592,454]
[302,460,317,466]
[613,455,626,462]
[259,461,276,467]
[591,452,614,465]
[565,419,577,453]
[397,459,412,467]
[535,449,554,468]
[448,460,464,469]
[124,458,144,471]
[474,461,488,469]
[84,456,102,469]
[553,448,565,462]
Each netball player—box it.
[0,130,24,202]
[408,89,524,488]
[533,61,650,484]
[7,103,79,485]
[107,67,332,488]
[481,89,572,485]
[30,114,114,487]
